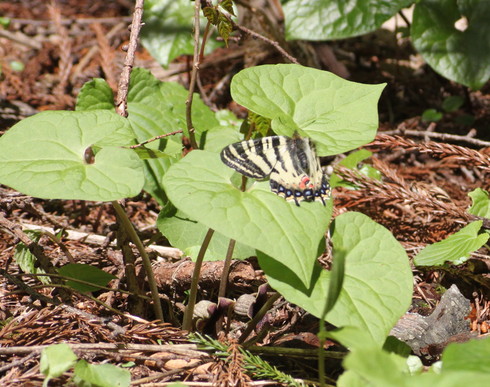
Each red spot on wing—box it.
[299,176,313,190]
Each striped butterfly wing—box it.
[269,137,330,205]
[220,136,330,206]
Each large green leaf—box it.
[129,69,217,139]
[283,0,414,40]
[414,221,489,266]
[231,64,385,155]
[162,150,331,287]
[0,110,144,201]
[127,68,219,205]
[411,0,490,89]
[260,212,413,347]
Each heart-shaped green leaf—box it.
[231,64,385,155]
[260,212,413,347]
[162,150,331,287]
[412,0,490,89]
[0,110,143,201]
[127,68,219,205]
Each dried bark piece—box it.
[391,284,474,357]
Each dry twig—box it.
[48,2,73,97]
[92,23,118,90]
[382,128,490,148]
[110,0,164,321]
[332,161,490,243]
[234,24,299,65]
[114,0,144,117]
[214,340,252,386]
[370,134,490,174]
[0,213,63,285]
[335,164,472,221]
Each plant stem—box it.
[185,0,202,149]
[115,0,144,117]
[318,314,326,387]
[199,20,211,60]
[182,228,215,331]
[218,238,236,298]
[112,200,164,321]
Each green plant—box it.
[40,343,130,387]
[421,95,470,123]
[156,64,414,345]
[191,333,306,386]
[282,0,490,89]
[411,188,490,267]
[469,188,490,219]
[2,1,487,384]
[414,220,488,266]
[338,337,490,386]
[0,61,414,347]
[141,0,224,67]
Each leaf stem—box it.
[112,201,164,321]
[218,238,236,298]
[199,20,211,60]
[182,227,215,331]
[319,248,346,387]
[185,0,202,150]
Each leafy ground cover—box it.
[0,0,489,386]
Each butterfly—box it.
[220,135,330,206]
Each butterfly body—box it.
[220,136,330,206]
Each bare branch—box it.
[115,0,144,117]
[185,0,202,150]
